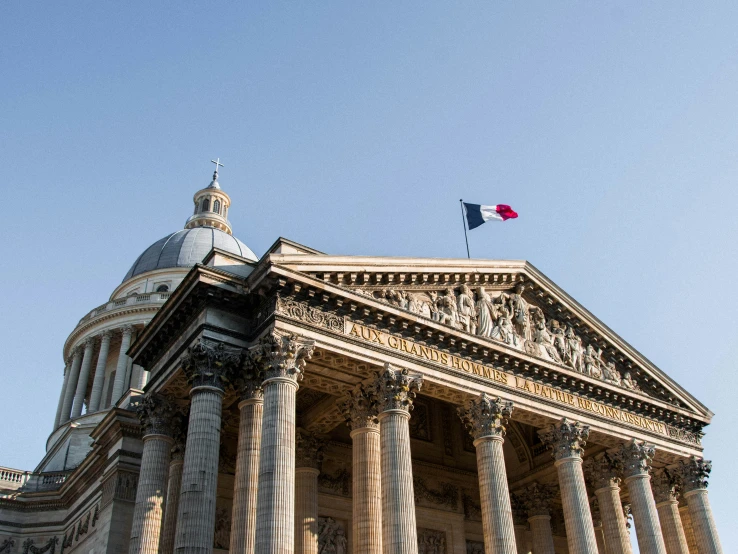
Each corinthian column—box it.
[615,440,667,554]
[173,340,242,553]
[509,497,530,554]
[373,363,423,554]
[295,430,325,554]
[71,337,96,418]
[539,419,598,554]
[229,369,264,554]
[111,325,134,404]
[458,393,517,554]
[159,441,185,554]
[253,333,315,554]
[128,395,177,554]
[89,330,112,412]
[651,469,689,554]
[54,361,71,428]
[678,457,723,554]
[60,348,83,423]
[339,383,382,554]
[519,483,557,554]
[584,452,633,554]
[679,504,699,553]
[590,499,607,554]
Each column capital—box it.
[651,468,679,504]
[136,394,178,438]
[520,482,557,518]
[249,331,314,383]
[120,324,134,337]
[615,439,655,478]
[295,429,326,470]
[339,382,379,430]
[100,329,113,341]
[584,452,622,490]
[457,393,513,441]
[371,362,423,414]
[622,502,633,530]
[539,418,589,460]
[234,354,264,401]
[180,339,243,391]
[84,336,96,348]
[677,456,711,493]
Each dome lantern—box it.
[185,158,232,234]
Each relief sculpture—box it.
[356,283,641,393]
[317,517,347,554]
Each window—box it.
[213,199,221,214]
[156,284,169,293]
[202,198,210,212]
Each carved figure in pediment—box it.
[476,287,498,338]
[603,361,622,386]
[433,288,459,328]
[491,306,517,346]
[565,325,583,372]
[509,283,532,341]
[583,344,601,378]
[457,285,478,334]
[530,307,560,361]
[549,319,568,362]
[621,371,639,390]
[408,292,433,318]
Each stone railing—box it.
[0,467,30,491]
[77,292,172,325]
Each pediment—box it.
[266,253,710,425]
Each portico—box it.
[123,244,720,554]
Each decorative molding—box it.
[615,439,655,478]
[677,456,711,492]
[250,331,315,382]
[318,468,351,496]
[338,383,379,431]
[0,539,14,554]
[22,536,59,554]
[180,339,243,391]
[101,470,138,507]
[413,476,458,511]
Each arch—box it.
[155,284,169,293]
[213,199,221,214]
[202,198,210,212]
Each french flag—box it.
[463,202,518,230]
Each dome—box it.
[122,227,258,283]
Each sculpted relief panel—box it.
[356,283,641,394]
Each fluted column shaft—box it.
[679,505,699,553]
[111,326,133,404]
[555,457,599,554]
[683,490,722,554]
[128,434,173,554]
[89,331,112,412]
[475,436,517,554]
[295,468,319,554]
[71,339,96,418]
[54,363,70,428]
[230,397,264,554]
[594,526,607,554]
[350,427,382,554]
[624,474,667,554]
[60,349,82,423]
[173,386,224,552]
[528,515,555,554]
[255,378,299,554]
[513,525,528,554]
[159,450,184,554]
[655,500,689,554]
[379,409,418,554]
[595,485,633,554]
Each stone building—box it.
[0,169,723,554]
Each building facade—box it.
[0,170,723,554]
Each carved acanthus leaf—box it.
[457,393,513,441]
[615,439,655,478]
[250,332,315,382]
[180,340,243,391]
[677,456,711,492]
[538,418,589,460]
[371,363,423,413]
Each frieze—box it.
[318,468,351,496]
[347,321,674,441]
[0,539,14,554]
[353,283,642,393]
[22,537,59,554]
[417,528,446,554]
[462,491,482,520]
[276,296,343,332]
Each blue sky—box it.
[1,2,736,550]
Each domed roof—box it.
[122,227,258,283]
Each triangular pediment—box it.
[265,252,711,425]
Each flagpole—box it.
[459,199,470,259]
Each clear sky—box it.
[1,2,736,550]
